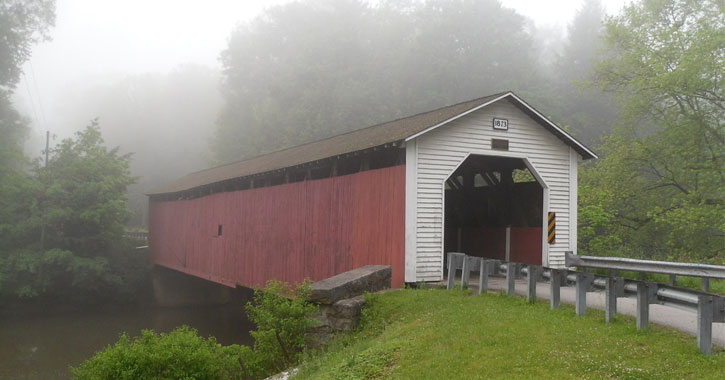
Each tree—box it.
[37,121,136,257]
[215,0,382,163]
[0,93,28,167]
[214,0,542,163]
[0,0,55,167]
[62,65,221,227]
[547,0,618,145]
[580,0,724,262]
[0,0,54,252]
[0,0,55,91]
[0,122,145,303]
[0,96,38,251]
[559,0,606,82]
[0,2,150,304]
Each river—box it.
[0,289,255,379]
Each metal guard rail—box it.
[565,252,725,279]
[445,252,725,355]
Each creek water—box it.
[0,290,255,379]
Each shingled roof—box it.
[148,91,596,195]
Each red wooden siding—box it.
[510,227,543,265]
[149,165,406,288]
[444,227,542,265]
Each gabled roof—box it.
[148,91,596,196]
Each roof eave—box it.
[404,92,513,142]
[146,140,406,196]
[404,91,598,160]
[507,92,598,160]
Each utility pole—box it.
[45,130,49,166]
[40,130,49,250]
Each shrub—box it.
[0,237,150,305]
[246,280,318,374]
[72,281,319,379]
[0,248,120,301]
[71,326,251,380]
[105,237,151,302]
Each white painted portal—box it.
[404,98,581,283]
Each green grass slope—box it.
[294,288,725,380]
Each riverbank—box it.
[293,288,725,379]
[0,285,255,380]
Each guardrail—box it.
[124,231,148,241]
[445,252,725,355]
[566,252,725,292]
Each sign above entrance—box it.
[493,118,509,130]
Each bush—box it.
[72,281,320,380]
[71,326,251,380]
[246,280,318,375]
[0,248,119,301]
[105,237,151,302]
[0,237,150,305]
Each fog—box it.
[10,0,629,227]
[2,2,721,378]
[15,0,629,140]
[15,0,289,151]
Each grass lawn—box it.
[294,288,725,380]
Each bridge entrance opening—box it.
[444,155,543,266]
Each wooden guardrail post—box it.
[506,262,518,296]
[526,265,538,302]
[447,255,455,290]
[605,276,617,323]
[697,294,714,355]
[636,282,649,330]
[447,252,464,290]
[550,269,561,309]
[636,282,658,330]
[575,273,592,316]
[564,251,725,356]
[478,259,490,295]
[461,256,473,288]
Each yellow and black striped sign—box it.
[548,212,556,244]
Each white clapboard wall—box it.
[405,98,580,282]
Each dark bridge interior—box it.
[444,155,543,265]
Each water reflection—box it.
[0,292,254,379]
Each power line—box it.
[21,72,41,128]
[29,61,49,131]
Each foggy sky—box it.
[14,0,630,144]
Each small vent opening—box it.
[491,138,509,151]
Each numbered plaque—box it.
[493,118,509,130]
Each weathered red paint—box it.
[149,165,406,289]
[510,228,543,265]
[444,227,542,265]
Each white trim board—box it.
[404,92,598,160]
[406,98,578,281]
[439,150,551,189]
[405,93,511,142]
[404,139,419,283]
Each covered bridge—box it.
[148,91,596,288]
